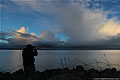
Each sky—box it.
[0,0,120,48]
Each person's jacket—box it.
[22,48,38,66]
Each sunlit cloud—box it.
[16,27,27,33]
[0,27,60,46]
[99,19,120,36]
[18,27,38,42]
[30,33,36,36]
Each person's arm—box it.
[22,48,26,57]
[33,49,38,56]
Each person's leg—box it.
[24,66,30,79]
[24,64,36,79]
[31,64,35,73]
[29,64,35,78]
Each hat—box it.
[26,44,33,48]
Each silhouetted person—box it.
[22,44,38,79]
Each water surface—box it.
[0,50,120,72]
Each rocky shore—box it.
[0,65,120,80]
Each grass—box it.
[59,53,120,71]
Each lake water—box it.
[0,50,120,72]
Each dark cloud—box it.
[1,30,120,49]
[0,29,61,48]
[0,32,13,39]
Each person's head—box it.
[26,44,33,49]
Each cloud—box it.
[0,27,60,47]
[30,33,36,36]
[0,3,8,8]
[14,27,35,42]
[5,27,39,46]
[16,27,27,33]
[39,30,59,41]
[55,3,108,44]
[99,18,120,36]
[0,32,13,40]
[1,0,120,47]
[14,27,59,45]
[92,33,120,47]
[9,1,111,44]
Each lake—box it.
[0,50,120,72]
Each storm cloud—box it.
[1,0,120,48]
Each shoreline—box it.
[1,49,120,50]
[0,65,120,80]
[1,47,120,50]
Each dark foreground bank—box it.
[0,65,120,80]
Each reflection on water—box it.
[0,50,23,72]
[10,50,23,72]
[0,50,120,72]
